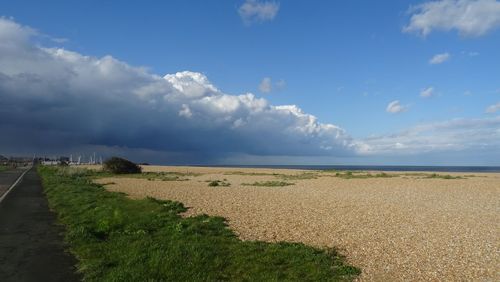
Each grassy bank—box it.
[39,166,359,281]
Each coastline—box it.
[171,164,500,173]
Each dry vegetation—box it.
[93,165,500,281]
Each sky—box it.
[0,0,499,165]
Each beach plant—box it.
[424,173,463,179]
[242,181,294,187]
[90,170,198,181]
[224,171,282,177]
[38,166,359,281]
[103,157,141,174]
[334,171,395,179]
[207,180,230,187]
[280,172,318,180]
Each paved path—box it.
[0,168,25,198]
[0,167,81,281]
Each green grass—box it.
[399,172,429,177]
[66,168,201,182]
[322,170,367,174]
[325,171,469,180]
[0,165,8,172]
[224,171,282,177]
[424,173,463,179]
[280,173,318,180]
[399,172,466,179]
[128,171,202,181]
[207,179,231,187]
[39,166,359,281]
[333,171,395,179]
[242,181,295,187]
[225,171,318,181]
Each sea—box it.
[192,165,500,173]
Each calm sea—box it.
[191,165,500,173]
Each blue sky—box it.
[1,0,499,165]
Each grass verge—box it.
[57,167,200,181]
[39,166,359,281]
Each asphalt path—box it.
[0,168,25,198]
[0,167,81,281]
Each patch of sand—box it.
[95,166,500,281]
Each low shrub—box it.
[103,157,141,174]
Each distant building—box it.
[9,157,31,162]
[42,160,59,165]
[59,156,70,162]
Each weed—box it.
[424,173,463,179]
[281,173,318,180]
[207,180,231,187]
[334,171,395,179]
[242,181,294,187]
[224,171,282,177]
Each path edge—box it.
[0,165,33,203]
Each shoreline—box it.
[141,164,500,173]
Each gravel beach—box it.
[96,166,500,281]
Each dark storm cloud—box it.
[0,18,357,161]
[2,18,498,165]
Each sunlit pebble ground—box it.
[91,165,500,281]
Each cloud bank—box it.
[1,17,498,165]
[359,117,500,156]
[0,17,355,162]
[486,102,500,113]
[404,0,500,37]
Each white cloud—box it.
[164,71,219,98]
[238,0,280,25]
[0,16,36,45]
[50,37,68,43]
[258,77,285,93]
[358,117,500,155]
[0,18,355,160]
[179,104,192,118]
[429,52,451,64]
[259,77,272,93]
[2,17,498,164]
[486,102,500,113]
[275,79,286,90]
[404,0,500,37]
[386,100,409,114]
[420,87,435,98]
